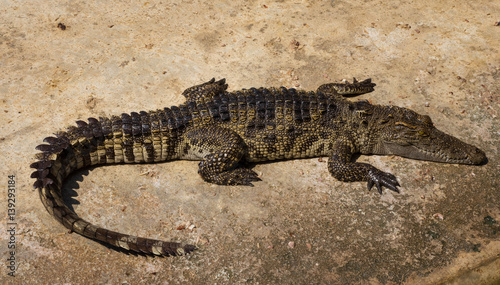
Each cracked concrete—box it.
[1,0,499,284]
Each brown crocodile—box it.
[31,78,487,256]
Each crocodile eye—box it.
[394,124,404,130]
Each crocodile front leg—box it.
[327,139,400,194]
[184,126,261,186]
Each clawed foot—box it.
[182,78,228,101]
[338,78,376,96]
[343,77,372,86]
[366,169,400,194]
[200,167,261,186]
[228,168,262,186]
[317,78,376,97]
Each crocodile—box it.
[31,78,487,256]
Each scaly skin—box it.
[31,78,487,256]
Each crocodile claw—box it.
[367,169,400,194]
[204,168,261,186]
[228,168,261,186]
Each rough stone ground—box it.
[0,0,499,284]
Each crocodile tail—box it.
[31,116,197,256]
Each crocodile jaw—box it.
[377,129,487,165]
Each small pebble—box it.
[433,213,444,220]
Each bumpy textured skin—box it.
[32,78,487,256]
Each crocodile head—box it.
[371,106,487,165]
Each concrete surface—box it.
[1,0,499,284]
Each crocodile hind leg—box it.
[317,78,376,97]
[181,78,228,102]
[183,126,261,186]
[327,138,400,194]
